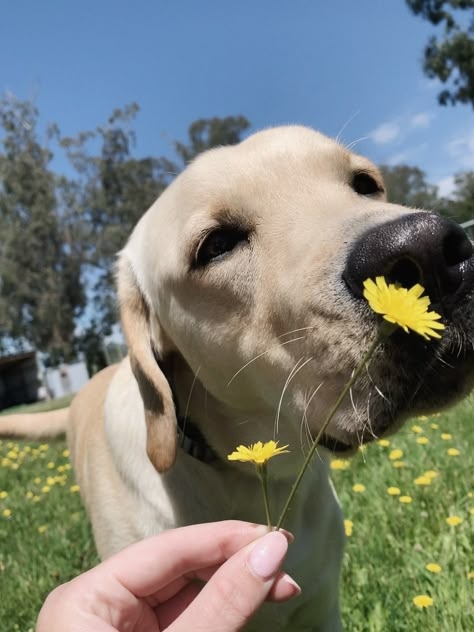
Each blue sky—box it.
[1,0,473,197]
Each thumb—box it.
[169,531,299,632]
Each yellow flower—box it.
[430,423,439,429]
[468,571,474,580]
[414,476,431,486]
[352,484,366,493]
[363,276,445,340]
[399,495,413,503]
[330,459,350,471]
[411,425,423,433]
[423,470,438,479]
[426,563,442,573]
[378,439,390,447]
[441,433,452,441]
[469,508,474,515]
[393,461,405,468]
[25,491,33,499]
[70,484,80,493]
[33,477,42,485]
[344,520,353,537]
[38,525,48,534]
[418,415,429,421]
[447,448,460,456]
[389,449,403,460]
[416,436,429,445]
[227,441,290,465]
[446,516,463,526]
[0,491,7,499]
[2,509,11,518]
[47,462,55,469]
[42,486,51,493]
[62,449,70,458]
[413,595,433,608]
[387,487,401,496]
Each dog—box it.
[2,126,473,630]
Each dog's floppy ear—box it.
[117,254,177,472]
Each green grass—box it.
[0,398,472,631]
[0,394,74,416]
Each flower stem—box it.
[257,464,272,530]
[276,330,385,530]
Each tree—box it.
[406,0,474,107]
[379,164,440,208]
[444,171,474,222]
[0,95,86,362]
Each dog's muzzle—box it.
[342,212,474,307]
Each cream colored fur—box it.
[2,126,472,631]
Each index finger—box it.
[95,520,271,597]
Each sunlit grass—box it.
[0,397,472,630]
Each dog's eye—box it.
[352,172,382,196]
[194,227,249,267]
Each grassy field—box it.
[0,398,472,631]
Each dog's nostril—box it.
[443,230,473,267]
[385,258,422,289]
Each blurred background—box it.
[1,0,473,409]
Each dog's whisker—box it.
[274,356,313,438]
[227,335,307,387]
[335,110,360,145]
[346,136,369,150]
[277,326,315,339]
[180,366,201,445]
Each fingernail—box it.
[247,531,288,581]
[282,574,302,597]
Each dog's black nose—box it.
[343,213,473,302]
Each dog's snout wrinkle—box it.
[343,212,474,302]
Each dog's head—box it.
[118,126,474,472]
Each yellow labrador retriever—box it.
[2,126,474,631]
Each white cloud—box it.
[386,143,428,166]
[410,112,434,129]
[369,121,401,145]
[436,175,456,198]
[448,130,474,169]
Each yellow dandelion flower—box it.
[42,486,51,493]
[363,277,445,340]
[25,491,33,499]
[393,461,405,468]
[57,465,65,473]
[387,486,401,496]
[39,444,49,452]
[423,470,438,479]
[46,477,56,486]
[352,484,366,493]
[469,508,474,515]
[10,463,19,471]
[227,441,290,465]
[468,492,473,498]
[468,571,474,580]
[441,433,452,441]
[2,509,12,518]
[447,448,460,456]
[411,425,423,433]
[416,436,429,445]
[344,520,353,537]
[1,458,11,467]
[399,495,413,503]
[6,450,18,459]
[413,595,433,608]
[0,491,8,499]
[70,484,80,493]
[446,516,463,526]
[426,563,442,573]
[32,495,41,502]
[62,449,70,458]
[24,446,31,453]
[389,449,403,460]
[38,525,48,534]
[330,459,350,471]
[47,462,55,469]
[414,476,431,486]
[430,423,439,429]
[64,464,72,471]
[378,439,390,447]
[33,477,41,485]
[418,415,429,421]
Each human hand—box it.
[36,520,300,631]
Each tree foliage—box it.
[0,98,250,363]
[379,164,440,208]
[406,0,474,107]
